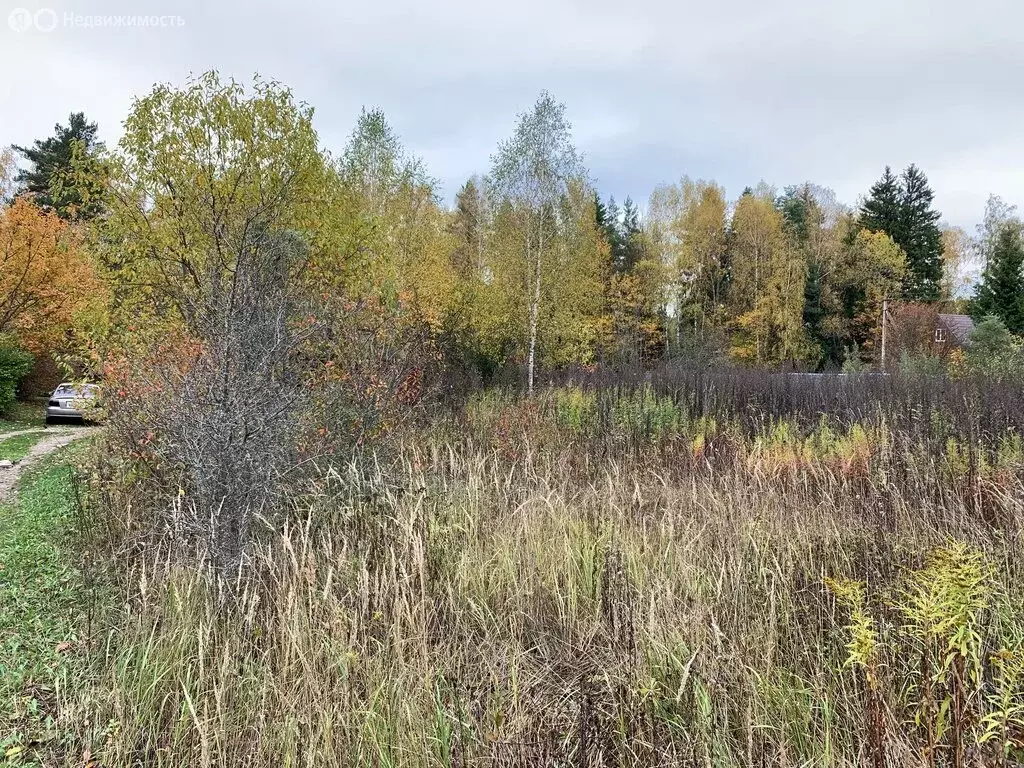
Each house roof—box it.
[937,314,975,344]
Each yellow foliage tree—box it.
[487,92,602,389]
[337,109,461,334]
[546,179,611,367]
[479,181,609,374]
[730,186,811,365]
[648,178,728,348]
[606,262,666,366]
[833,223,908,360]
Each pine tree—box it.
[603,196,623,266]
[453,178,486,274]
[973,225,1024,333]
[898,164,943,300]
[13,111,106,220]
[859,166,902,244]
[619,196,642,272]
[593,192,608,231]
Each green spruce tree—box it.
[452,178,486,273]
[13,111,106,220]
[898,164,943,300]
[859,166,903,244]
[619,196,642,272]
[973,224,1024,333]
[593,192,608,232]
[603,196,624,267]
[779,183,815,242]
[860,165,943,301]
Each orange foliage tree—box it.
[0,196,101,354]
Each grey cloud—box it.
[2,0,1021,228]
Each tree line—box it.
[1,73,1018,399]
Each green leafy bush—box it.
[0,343,33,416]
[554,387,597,433]
[899,348,946,377]
[964,316,1024,381]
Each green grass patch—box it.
[0,403,45,436]
[0,434,46,464]
[0,445,91,765]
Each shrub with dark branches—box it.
[105,229,318,574]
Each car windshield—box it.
[54,384,98,398]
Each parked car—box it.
[45,383,101,424]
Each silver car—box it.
[46,382,101,424]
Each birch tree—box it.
[0,148,16,202]
[730,185,813,365]
[488,91,583,394]
[338,108,456,319]
[647,179,727,353]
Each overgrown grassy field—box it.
[55,374,1020,768]
[4,376,1022,766]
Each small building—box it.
[885,305,974,369]
[933,314,975,347]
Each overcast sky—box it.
[2,0,1022,230]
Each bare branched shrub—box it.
[167,229,314,572]
[105,229,319,574]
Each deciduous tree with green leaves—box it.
[338,108,459,333]
[99,71,342,574]
[833,225,908,362]
[963,316,1024,382]
[975,195,1022,271]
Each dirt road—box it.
[0,428,98,504]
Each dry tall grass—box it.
[71,383,1024,767]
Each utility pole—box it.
[880,298,888,371]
